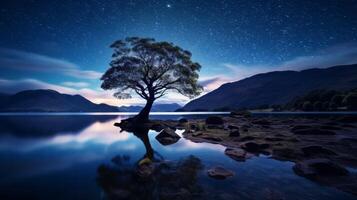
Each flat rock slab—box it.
[202,135,222,142]
[207,166,234,180]
[293,158,349,178]
[224,148,247,161]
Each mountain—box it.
[0,89,118,112]
[182,64,357,111]
[117,105,143,112]
[118,103,181,112]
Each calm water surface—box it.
[0,113,356,200]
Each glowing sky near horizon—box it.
[0,0,357,106]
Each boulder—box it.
[259,143,270,149]
[237,124,250,132]
[224,148,247,161]
[301,146,337,157]
[155,128,180,145]
[293,158,349,178]
[242,142,260,152]
[229,130,240,137]
[205,116,224,125]
[207,166,234,179]
[242,142,270,152]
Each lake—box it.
[0,113,356,200]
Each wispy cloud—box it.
[0,48,102,79]
[222,42,357,81]
[1,43,356,105]
[198,76,232,92]
[280,43,357,70]
[62,81,89,88]
[0,78,124,106]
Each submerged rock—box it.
[160,188,191,200]
[202,135,222,142]
[224,148,247,161]
[263,188,285,200]
[155,128,180,145]
[293,158,349,178]
[272,148,298,160]
[137,163,155,177]
[207,166,234,179]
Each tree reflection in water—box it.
[97,125,204,200]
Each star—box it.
[166,4,172,8]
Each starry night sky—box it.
[1,0,357,105]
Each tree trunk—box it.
[135,98,154,122]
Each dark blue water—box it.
[0,113,356,200]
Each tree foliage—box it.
[284,88,357,111]
[101,37,203,101]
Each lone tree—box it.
[101,37,202,121]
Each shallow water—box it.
[0,114,356,200]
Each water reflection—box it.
[0,114,356,200]
[0,115,117,138]
[96,124,205,200]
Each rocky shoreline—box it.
[116,113,357,196]
[118,112,357,196]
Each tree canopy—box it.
[100,37,203,121]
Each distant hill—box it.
[118,103,181,112]
[0,89,118,112]
[182,64,357,111]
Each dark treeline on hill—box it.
[206,88,357,112]
[284,88,357,111]
[182,64,357,111]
